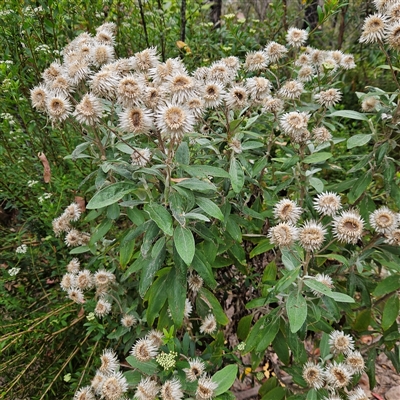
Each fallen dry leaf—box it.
[38,152,51,183]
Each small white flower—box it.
[8,267,21,276]
[16,244,28,254]
[27,180,39,187]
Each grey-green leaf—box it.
[286,291,307,333]
[196,197,224,221]
[347,134,372,149]
[144,203,173,236]
[174,226,195,266]
[86,182,135,209]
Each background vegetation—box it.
[1,1,399,399]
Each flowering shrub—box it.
[21,1,400,399]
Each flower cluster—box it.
[302,331,366,398]
[360,0,400,49]
[268,192,400,251]
[74,349,128,400]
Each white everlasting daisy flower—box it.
[121,314,136,329]
[302,361,325,389]
[325,361,353,389]
[196,375,218,400]
[131,338,159,362]
[265,41,288,62]
[132,47,160,72]
[315,88,342,107]
[67,287,85,304]
[60,273,76,292]
[90,44,115,67]
[200,314,217,334]
[203,81,225,109]
[155,103,195,142]
[369,206,398,234]
[361,96,379,112]
[299,220,326,252]
[387,22,400,51]
[166,72,198,103]
[131,148,152,167]
[280,111,309,135]
[119,107,153,134]
[99,348,119,374]
[268,223,299,247]
[273,199,302,224]
[340,54,356,69]
[384,228,400,245]
[74,386,95,400]
[160,378,184,400]
[224,86,248,110]
[245,77,272,100]
[183,358,206,382]
[263,96,284,113]
[360,13,388,43]
[94,298,112,318]
[332,210,364,244]
[348,386,369,400]
[76,269,94,291]
[73,93,104,126]
[244,50,269,71]
[62,202,82,222]
[89,68,119,99]
[313,126,332,144]
[146,329,165,347]
[42,61,63,83]
[313,192,342,216]
[46,94,72,122]
[116,74,146,107]
[91,371,107,395]
[286,27,308,47]
[30,84,49,111]
[345,351,365,374]
[329,330,355,355]
[278,80,304,99]
[135,377,160,400]
[101,371,128,400]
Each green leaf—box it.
[212,365,238,396]
[309,177,324,192]
[302,152,332,164]
[255,318,280,352]
[237,315,253,341]
[176,141,190,164]
[327,110,368,121]
[192,250,217,289]
[286,291,307,333]
[145,268,170,325]
[261,386,285,400]
[124,370,142,386]
[348,171,372,203]
[304,279,332,296]
[196,197,224,221]
[182,165,230,178]
[125,356,159,375]
[306,389,318,400]
[144,203,173,236]
[89,219,113,246]
[382,294,399,331]
[139,237,166,297]
[250,239,274,258]
[226,216,242,242]
[198,287,229,325]
[373,275,400,296]
[229,158,244,193]
[347,134,372,149]
[86,182,135,209]
[174,226,195,266]
[166,261,187,328]
[176,178,217,193]
[326,292,355,303]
